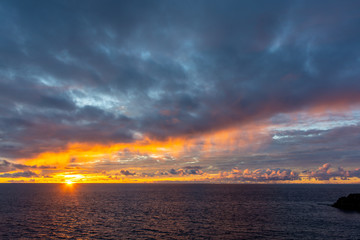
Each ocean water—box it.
[0,184,360,239]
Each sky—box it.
[1,0,360,183]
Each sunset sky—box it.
[1,0,360,183]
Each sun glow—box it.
[3,118,359,184]
[65,180,73,185]
[21,123,268,168]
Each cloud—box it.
[0,170,38,178]
[224,167,300,182]
[0,159,28,172]
[120,169,136,176]
[213,163,360,182]
[0,0,359,178]
[0,159,55,172]
[168,166,203,175]
[305,163,360,180]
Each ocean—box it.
[0,184,359,239]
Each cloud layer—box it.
[0,0,360,181]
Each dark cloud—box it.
[168,167,203,175]
[184,166,202,170]
[120,170,136,176]
[0,159,28,172]
[259,123,360,168]
[0,170,38,178]
[0,0,360,162]
[0,159,55,172]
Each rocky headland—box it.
[332,194,360,212]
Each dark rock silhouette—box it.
[332,194,360,211]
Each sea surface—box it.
[0,184,360,239]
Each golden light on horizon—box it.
[62,174,85,185]
[65,180,73,185]
[0,118,359,184]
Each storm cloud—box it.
[0,0,360,177]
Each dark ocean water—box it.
[0,184,360,239]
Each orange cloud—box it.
[18,122,270,170]
[0,122,271,183]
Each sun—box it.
[66,180,74,185]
